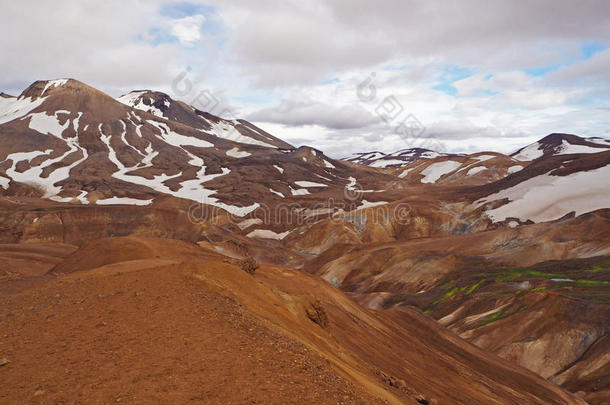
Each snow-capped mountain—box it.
[0,79,388,216]
[477,146,610,224]
[394,151,524,185]
[344,148,459,168]
[511,133,610,161]
[117,90,293,149]
[1,78,609,228]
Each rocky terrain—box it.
[1,79,609,404]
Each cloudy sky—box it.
[2,0,610,157]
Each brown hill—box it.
[0,236,585,404]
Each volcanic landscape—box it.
[0,78,609,404]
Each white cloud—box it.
[248,100,378,129]
[1,0,609,157]
[171,14,206,45]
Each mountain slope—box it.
[300,209,610,403]
[0,236,585,404]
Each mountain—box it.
[392,151,525,186]
[283,137,610,402]
[0,79,389,218]
[475,149,610,224]
[344,147,527,187]
[2,78,610,404]
[117,90,293,149]
[511,133,610,161]
[344,147,457,168]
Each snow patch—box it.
[480,165,610,223]
[323,159,335,169]
[41,79,69,96]
[237,218,263,230]
[370,159,405,168]
[290,186,310,196]
[507,165,523,174]
[420,161,462,183]
[147,120,213,148]
[399,165,418,178]
[247,229,290,240]
[355,200,388,210]
[0,175,10,189]
[204,119,277,148]
[118,91,165,118]
[586,137,610,146]
[466,166,487,176]
[4,112,88,198]
[96,197,153,206]
[73,112,83,133]
[557,140,607,155]
[27,111,71,137]
[0,94,47,125]
[513,143,544,161]
[100,124,258,216]
[226,147,251,158]
[269,188,285,198]
[473,154,497,162]
[294,181,327,188]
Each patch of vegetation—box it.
[464,279,485,295]
[431,286,464,306]
[486,291,510,296]
[585,265,610,273]
[495,268,565,282]
[573,279,609,287]
[480,304,527,326]
[423,279,486,313]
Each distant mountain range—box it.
[344,133,610,168]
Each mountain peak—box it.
[512,133,610,161]
[116,88,293,149]
[538,133,582,146]
[344,147,453,168]
[117,90,172,118]
[20,78,77,100]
